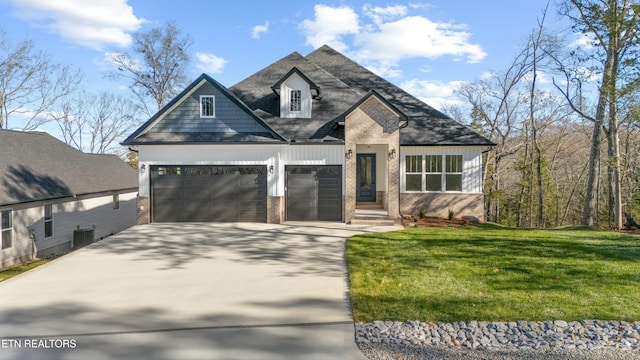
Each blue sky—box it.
[0,0,571,114]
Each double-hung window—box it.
[200,95,215,118]
[445,155,463,191]
[425,155,443,191]
[405,155,422,191]
[404,155,464,192]
[1,209,12,249]
[290,90,301,112]
[44,204,53,238]
[113,194,120,210]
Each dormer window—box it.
[290,90,302,112]
[200,95,215,118]
[272,67,319,119]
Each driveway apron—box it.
[0,222,400,359]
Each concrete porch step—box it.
[350,218,396,226]
[351,208,396,226]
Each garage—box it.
[286,165,342,221]
[151,165,267,222]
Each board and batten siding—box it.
[138,144,345,198]
[148,82,267,134]
[280,73,312,118]
[400,146,484,193]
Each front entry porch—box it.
[345,144,399,224]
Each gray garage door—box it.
[151,165,267,222]
[286,166,342,221]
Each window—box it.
[405,155,422,191]
[445,155,463,191]
[113,194,120,210]
[290,90,301,112]
[1,209,12,250]
[425,155,443,191]
[200,95,215,117]
[44,204,53,238]
[404,155,464,192]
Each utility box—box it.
[73,228,94,249]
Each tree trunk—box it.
[583,51,614,227]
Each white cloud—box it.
[300,4,359,52]
[299,4,486,77]
[400,79,466,111]
[363,4,407,25]
[355,16,486,63]
[9,0,145,50]
[400,79,465,98]
[570,33,596,50]
[251,21,269,39]
[196,52,226,74]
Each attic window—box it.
[290,90,301,112]
[200,95,215,118]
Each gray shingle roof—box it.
[1,130,138,206]
[231,45,494,146]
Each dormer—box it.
[271,67,320,119]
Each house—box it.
[123,45,494,224]
[0,130,138,269]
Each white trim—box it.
[1,208,13,250]
[136,79,209,137]
[199,95,216,118]
[44,203,53,238]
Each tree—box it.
[0,30,81,130]
[108,22,192,114]
[558,0,640,229]
[52,92,141,154]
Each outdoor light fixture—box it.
[140,164,146,174]
[345,149,353,159]
[388,148,396,159]
[269,165,274,174]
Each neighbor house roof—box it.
[0,130,138,206]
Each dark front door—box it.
[356,154,376,202]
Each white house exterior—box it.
[0,130,138,269]
[125,45,494,224]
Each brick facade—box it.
[345,95,401,223]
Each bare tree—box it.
[0,30,81,130]
[457,46,532,222]
[52,92,141,154]
[108,22,192,115]
[557,0,640,229]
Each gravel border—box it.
[356,320,640,359]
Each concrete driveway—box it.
[0,222,400,360]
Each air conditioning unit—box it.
[72,228,94,249]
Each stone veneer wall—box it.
[400,193,485,222]
[345,96,401,223]
[137,196,150,224]
[267,196,283,224]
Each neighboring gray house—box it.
[0,130,138,269]
[123,45,494,224]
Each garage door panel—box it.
[151,165,266,223]
[286,166,341,221]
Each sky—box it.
[0,0,575,124]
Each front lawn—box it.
[347,224,640,322]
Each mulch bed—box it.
[402,216,469,228]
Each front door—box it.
[356,154,376,202]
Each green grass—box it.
[347,224,640,322]
[0,259,50,282]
